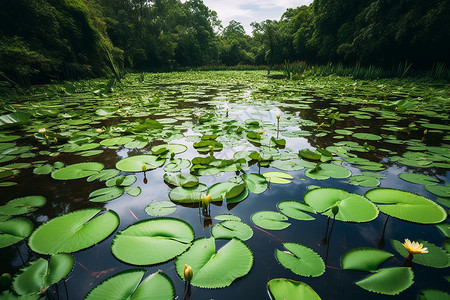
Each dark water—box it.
[0,75,449,299]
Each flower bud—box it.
[276,114,280,119]
[202,194,212,207]
[142,164,147,172]
[331,204,339,216]
[258,130,264,134]
[184,264,193,282]
[38,128,46,134]
[96,128,103,134]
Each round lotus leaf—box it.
[85,269,174,300]
[0,196,46,216]
[163,173,199,188]
[271,159,306,171]
[276,242,325,277]
[398,173,440,186]
[251,211,290,230]
[0,217,33,248]
[341,247,393,272]
[51,162,104,180]
[211,220,253,241]
[277,201,315,221]
[125,186,141,197]
[116,155,165,172]
[89,187,124,202]
[305,163,351,180]
[29,209,119,254]
[12,254,74,296]
[391,239,450,268]
[356,267,414,295]
[169,184,207,203]
[262,171,293,184]
[111,218,194,265]
[365,188,446,224]
[268,279,321,300]
[304,188,378,222]
[348,175,380,187]
[352,132,382,141]
[174,237,253,288]
[145,201,177,216]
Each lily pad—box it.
[85,269,174,300]
[277,201,316,221]
[341,248,393,272]
[116,155,165,172]
[365,188,446,224]
[211,220,253,241]
[87,169,120,182]
[268,278,321,300]
[151,144,187,155]
[145,201,177,216]
[163,173,199,188]
[168,184,207,203]
[305,163,351,180]
[89,187,124,202]
[28,208,119,254]
[241,173,268,194]
[163,158,191,172]
[391,239,450,268]
[51,162,104,180]
[111,218,194,265]
[398,173,440,186]
[263,171,293,184]
[12,254,74,296]
[276,242,325,277]
[174,237,253,288]
[348,175,380,187]
[0,217,33,248]
[0,112,31,129]
[0,196,46,216]
[304,188,379,222]
[352,132,382,141]
[251,211,290,230]
[356,267,414,295]
[425,184,450,198]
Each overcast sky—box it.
[202,0,314,34]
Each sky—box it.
[202,0,314,34]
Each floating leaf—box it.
[116,155,165,172]
[251,211,290,230]
[85,269,174,300]
[341,248,393,272]
[365,188,446,224]
[418,289,450,300]
[111,218,194,265]
[214,214,241,221]
[174,237,253,288]
[12,254,74,296]
[398,173,440,186]
[356,267,414,295]
[51,162,104,180]
[168,184,207,203]
[0,218,33,248]
[352,132,382,141]
[29,209,119,254]
[125,186,141,197]
[163,158,191,172]
[89,187,124,202]
[263,171,293,184]
[391,240,450,268]
[211,220,253,241]
[348,175,380,187]
[425,184,450,198]
[145,201,177,216]
[87,169,120,182]
[276,243,325,277]
[0,196,46,216]
[151,144,187,155]
[304,188,378,222]
[277,201,315,221]
[305,163,351,180]
[106,175,136,187]
[0,112,31,129]
[241,173,267,194]
[268,278,321,300]
[163,173,199,188]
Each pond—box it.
[0,71,449,299]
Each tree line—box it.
[0,0,448,84]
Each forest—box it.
[0,0,449,85]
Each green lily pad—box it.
[277,201,316,221]
[398,173,440,186]
[263,171,293,184]
[116,155,165,172]
[425,184,450,198]
[391,239,450,268]
[0,112,31,129]
[365,188,446,224]
[268,278,321,300]
[163,158,191,172]
[87,169,121,182]
[125,186,141,197]
[276,242,325,277]
[163,173,199,188]
[305,163,351,180]
[12,254,74,296]
[151,144,187,155]
[251,211,290,230]
[111,218,194,265]
[271,159,306,171]
[341,248,393,272]
[356,267,414,295]
[0,196,46,216]
[51,162,104,180]
[352,132,382,141]
[85,269,174,300]
[348,175,380,187]
[174,237,253,288]
[211,220,253,241]
[28,209,119,254]
[304,188,379,222]
[418,289,450,300]
[214,214,241,221]
[89,187,124,202]
[106,175,137,187]
[145,201,177,216]
[168,184,207,203]
[0,217,33,248]
[241,173,268,194]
